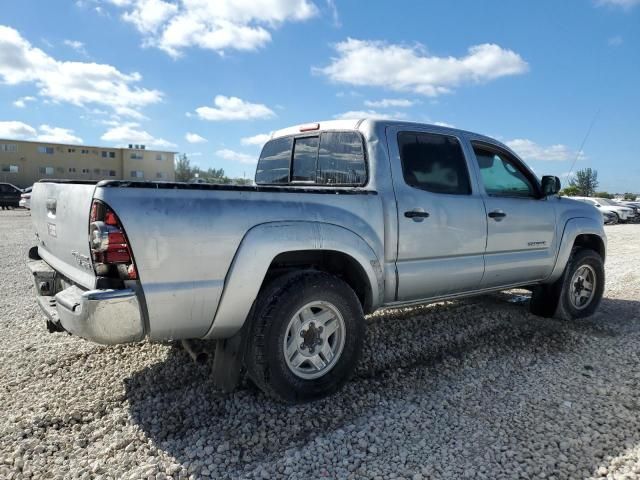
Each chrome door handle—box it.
[404,209,430,222]
[488,210,506,221]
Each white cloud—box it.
[121,0,178,34]
[107,0,318,56]
[434,121,455,128]
[63,39,87,55]
[101,122,176,149]
[506,139,583,162]
[216,148,256,164]
[0,25,162,118]
[241,133,271,146]
[608,35,624,46]
[364,98,415,108]
[333,110,407,120]
[0,121,82,143]
[185,132,207,143]
[316,38,528,96]
[13,96,36,108]
[596,0,640,9]
[35,125,83,144]
[326,0,340,27]
[0,121,37,139]
[194,95,275,121]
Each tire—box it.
[610,213,619,225]
[529,248,604,320]
[244,270,365,403]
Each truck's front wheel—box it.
[530,248,604,320]
[245,271,364,403]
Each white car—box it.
[19,186,32,210]
[572,197,635,223]
[620,201,640,217]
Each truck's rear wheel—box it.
[244,271,364,403]
[529,248,604,320]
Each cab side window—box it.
[472,145,537,198]
[398,132,471,195]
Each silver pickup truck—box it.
[28,119,606,402]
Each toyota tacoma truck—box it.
[28,119,606,402]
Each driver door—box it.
[470,141,558,288]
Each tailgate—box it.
[31,182,98,289]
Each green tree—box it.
[560,185,581,196]
[623,193,637,201]
[594,191,613,199]
[175,154,199,182]
[569,168,598,196]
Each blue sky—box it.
[0,0,638,191]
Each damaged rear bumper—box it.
[28,257,144,345]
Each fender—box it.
[546,216,606,283]
[203,221,384,339]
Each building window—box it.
[38,146,54,154]
[0,144,17,153]
[68,167,77,173]
[56,167,64,174]
[81,168,90,174]
[93,168,101,174]
[130,153,144,160]
[130,170,144,179]
[109,170,117,177]
[68,148,76,153]
[39,166,54,175]
[102,151,116,159]
[156,153,166,161]
[156,172,167,179]
[81,149,90,154]
[1,165,19,173]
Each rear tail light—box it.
[89,200,138,280]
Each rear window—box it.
[291,136,319,182]
[256,131,366,186]
[255,137,292,184]
[317,132,367,185]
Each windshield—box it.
[596,198,619,206]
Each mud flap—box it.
[211,335,244,393]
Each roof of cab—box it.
[269,118,509,152]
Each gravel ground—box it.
[1,208,640,480]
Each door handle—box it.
[488,210,506,221]
[404,209,430,221]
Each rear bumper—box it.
[28,258,144,345]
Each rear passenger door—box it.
[470,141,557,287]
[387,127,487,301]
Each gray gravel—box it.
[2,208,640,479]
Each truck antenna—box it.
[565,108,600,184]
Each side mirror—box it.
[541,175,561,196]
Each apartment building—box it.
[0,139,176,188]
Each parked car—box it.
[602,210,618,225]
[0,182,22,209]
[27,119,607,402]
[619,201,640,219]
[571,197,635,223]
[19,186,32,210]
